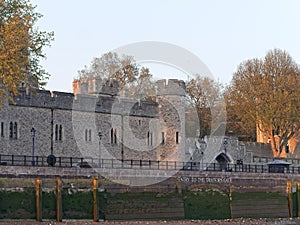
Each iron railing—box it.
[0,154,300,174]
[253,155,300,164]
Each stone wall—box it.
[0,79,185,162]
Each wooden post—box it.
[93,178,98,222]
[229,184,233,219]
[298,182,300,218]
[56,177,62,222]
[287,181,293,218]
[35,178,42,222]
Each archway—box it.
[215,153,232,171]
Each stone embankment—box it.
[0,218,299,225]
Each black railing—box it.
[253,155,300,165]
[0,154,300,174]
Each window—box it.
[147,131,153,146]
[85,129,92,142]
[85,129,88,142]
[110,128,114,144]
[1,122,3,137]
[9,121,18,140]
[9,122,13,139]
[14,122,17,139]
[55,124,63,141]
[111,128,117,144]
[89,129,92,142]
[176,131,179,144]
[55,124,58,141]
[114,129,117,144]
[161,132,165,145]
[59,125,62,141]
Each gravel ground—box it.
[0,219,299,225]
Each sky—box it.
[31,0,300,92]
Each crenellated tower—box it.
[156,79,186,162]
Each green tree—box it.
[0,0,54,104]
[226,49,300,156]
[186,75,222,138]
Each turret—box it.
[156,79,186,162]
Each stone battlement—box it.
[11,88,158,117]
[73,78,120,96]
[156,79,186,96]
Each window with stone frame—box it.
[85,129,92,142]
[0,122,3,137]
[55,124,58,141]
[110,128,117,145]
[147,131,153,146]
[161,131,165,145]
[59,125,63,141]
[85,129,88,142]
[88,129,92,142]
[176,131,179,144]
[55,124,63,141]
[13,122,17,139]
[9,122,13,139]
[9,121,18,140]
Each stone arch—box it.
[213,152,234,171]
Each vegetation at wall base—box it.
[183,189,230,220]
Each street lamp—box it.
[198,139,207,171]
[31,127,36,166]
[223,137,228,171]
[98,131,103,168]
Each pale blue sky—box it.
[31,0,300,92]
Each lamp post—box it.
[98,131,103,168]
[198,140,207,171]
[223,137,228,171]
[31,127,36,166]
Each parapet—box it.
[11,88,158,117]
[73,78,120,96]
[156,79,186,96]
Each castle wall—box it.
[0,105,51,156]
[0,83,182,162]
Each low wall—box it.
[0,166,300,221]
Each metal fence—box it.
[253,155,300,165]
[1,154,300,174]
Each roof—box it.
[267,159,291,165]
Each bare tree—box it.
[186,75,222,138]
[78,52,155,100]
[226,49,300,156]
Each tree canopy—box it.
[0,0,54,104]
[186,75,223,138]
[226,49,300,156]
[77,52,155,100]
